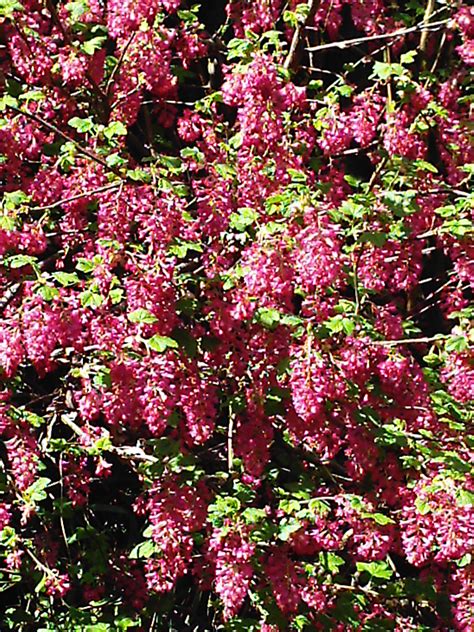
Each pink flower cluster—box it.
[0,0,472,627]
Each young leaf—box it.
[146,335,179,353]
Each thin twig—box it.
[7,104,125,178]
[60,414,158,463]
[305,19,450,52]
[31,183,121,212]
[428,31,447,78]
[106,32,136,97]
[372,334,450,346]
[227,408,235,472]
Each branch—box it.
[284,0,321,71]
[31,183,121,212]
[305,19,450,52]
[419,0,436,53]
[0,282,22,314]
[60,414,158,464]
[227,408,235,473]
[372,334,449,346]
[105,32,136,98]
[7,104,125,179]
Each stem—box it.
[227,408,235,472]
[7,104,125,179]
[371,334,449,346]
[31,183,121,211]
[106,32,136,97]
[306,19,450,52]
[284,0,321,71]
[419,0,436,54]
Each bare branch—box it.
[31,183,121,212]
[284,0,321,71]
[7,104,126,179]
[372,334,449,346]
[305,19,450,52]
[420,0,436,53]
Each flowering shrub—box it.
[0,0,473,629]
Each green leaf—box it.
[180,147,205,163]
[413,159,438,173]
[230,207,259,231]
[344,175,362,188]
[0,94,18,112]
[34,574,47,594]
[279,499,302,514]
[214,163,236,179]
[278,519,301,541]
[0,526,16,546]
[26,477,51,503]
[158,155,182,171]
[65,0,88,21]
[227,38,254,61]
[0,215,16,231]
[103,121,128,140]
[129,540,157,559]
[76,258,96,273]
[359,231,388,247]
[457,489,474,506]
[80,290,104,308]
[435,205,457,218]
[445,335,469,353]
[356,561,393,580]
[400,50,417,64]
[372,61,405,80]
[52,271,80,286]
[82,35,107,55]
[146,335,179,353]
[441,218,473,238]
[2,190,30,209]
[361,512,395,526]
[256,307,281,330]
[320,552,345,573]
[109,287,124,304]
[292,615,312,631]
[114,617,140,631]
[92,368,111,389]
[241,508,267,524]
[458,553,472,568]
[106,153,126,168]
[126,168,152,183]
[18,88,45,102]
[177,8,199,23]
[68,117,95,133]
[383,190,418,217]
[168,240,203,258]
[287,168,307,183]
[23,411,46,428]
[208,496,241,526]
[415,497,431,515]
[37,285,60,301]
[7,254,37,269]
[128,308,158,324]
[326,315,355,336]
[308,498,330,516]
[0,0,23,19]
